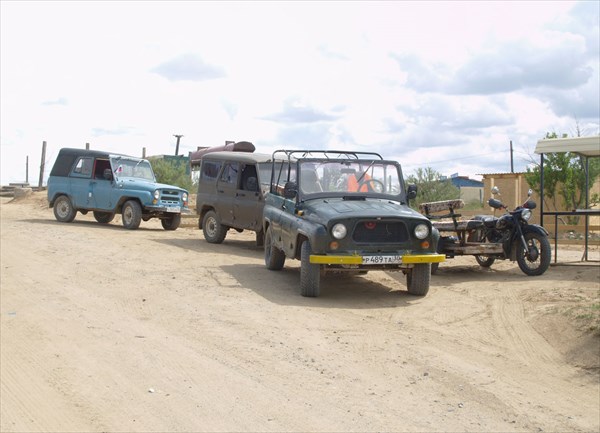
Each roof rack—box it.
[272,149,383,161]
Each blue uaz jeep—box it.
[47,148,190,230]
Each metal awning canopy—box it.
[534,135,600,157]
[535,135,600,264]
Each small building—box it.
[442,174,484,204]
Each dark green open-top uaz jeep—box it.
[262,150,444,297]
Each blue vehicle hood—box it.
[117,177,187,192]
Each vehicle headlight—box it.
[522,209,532,221]
[414,223,429,239]
[154,190,160,200]
[331,223,347,239]
[182,192,188,203]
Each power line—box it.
[403,150,506,168]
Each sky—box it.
[1,0,599,186]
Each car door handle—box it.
[237,193,246,197]
[217,189,225,193]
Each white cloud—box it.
[1,0,598,185]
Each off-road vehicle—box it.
[196,151,272,246]
[47,148,190,230]
[263,150,444,297]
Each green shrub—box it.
[150,158,195,192]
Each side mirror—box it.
[491,186,500,195]
[489,198,503,209]
[283,182,297,199]
[527,189,533,197]
[407,184,417,200]
[103,168,113,180]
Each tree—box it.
[405,167,460,209]
[525,132,600,224]
[150,157,195,192]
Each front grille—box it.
[159,189,181,205]
[352,220,409,243]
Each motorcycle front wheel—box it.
[516,232,551,276]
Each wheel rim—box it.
[205,216,217,237]
[522,239,541,269]
[123,206,132,224]
[57,200,70,218]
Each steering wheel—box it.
[357,178,384,193]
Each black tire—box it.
[516,232,551,276]
[256,229,264,247]
[53,195,76,223]
[122,200,142,230]
[470,229,496,268]
[300,240,320,297]
[93,211,115,224]
[264,227,285,270]
[406,263,431,296]
[475,255,496,268]
[161,214,181,230]
[202,210,227,244]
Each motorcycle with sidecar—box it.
[420,187,551,276]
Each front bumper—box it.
[144,205,191,214]
[309,253,445,265]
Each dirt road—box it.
[1,193,599,432]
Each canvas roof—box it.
[534,135,600,157]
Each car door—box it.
[215,161,238,226]
[90,158,115,210]
[69,156,94,208]
[232,164,263,231]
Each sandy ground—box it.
[1,192,599,433]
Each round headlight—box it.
[522,209,532,221]
[414,223,429,239]
[182,192,188,202]
[331,223,347,239]
[154,190,160,200]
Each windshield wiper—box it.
[356,161,375,183]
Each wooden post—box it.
[142,147,146,158]
[38,141,47,188]
[26,156,29,184]
[86,142,90,150]
[173,134,183,156]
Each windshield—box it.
[258,162,273,194]
[111,157,155,181]
[299,160,402,196]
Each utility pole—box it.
[173,134,183,156]
[510,140,514,173]
[38,141,47,189]
[26,156,29,184]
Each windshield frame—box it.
[295,157,406,202]
[110,156,156,182]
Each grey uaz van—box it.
[196,151,272,246]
